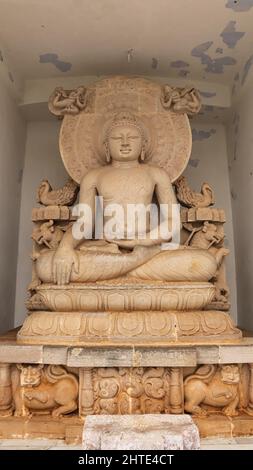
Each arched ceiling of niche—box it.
[0,0,253,90]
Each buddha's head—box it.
[104,112,148,163]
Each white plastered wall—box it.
[226,81,253,331]
[185,122,237,321]
[14,121,67,326]
[0,78,26,333]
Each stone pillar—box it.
[0,364,12,416]
[79,368,94,417]
[170,367,183,414]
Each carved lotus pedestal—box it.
[18,280,241,345]
[17,310,241,345]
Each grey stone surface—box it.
[1,340,253,367]
[82,414,200,450]
[0,437,252,450]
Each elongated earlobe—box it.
[104,143,111,163]
[140,146,146,161]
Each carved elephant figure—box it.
[11,364,79,418]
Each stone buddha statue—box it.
[18,76,241,344]
[36,111,225,286]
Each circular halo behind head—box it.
[59,76,192,183]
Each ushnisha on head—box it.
[103,112,148,163]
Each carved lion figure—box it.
[184,364,241,417]
[11,364,79,417]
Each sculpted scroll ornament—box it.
[92,367,182,415]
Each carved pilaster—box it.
[246,363,253,414]
[79,368,94,417]
[0,364,12,416]
[170,367,183,414]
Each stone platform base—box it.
[82,414,200,450]
[17,310,242,345]
[0,414,82,444]
[0,413,253,444]
[0,328,253,442]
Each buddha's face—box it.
[108,125,142,162]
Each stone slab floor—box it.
[0,437,253,450]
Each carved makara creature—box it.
[32,220,64,249]
[185,222,225,249]
[11,364,78,417]
[161,85,201,115]
[37,178,79,206]
[184,364,242,417]
[174,176,215,208]
[185,222,230,307]
[48,86,88,117]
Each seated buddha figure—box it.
[36,112,226,285]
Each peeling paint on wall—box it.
[192,41,213,57]
[226,0,253,12]
[189,158,200,168]
[216,47,223,54]
[220,21,245,49]
[39,53,72,72]
[151,58,158,69]
[192,128,216,141]
[191,42,236,73]
[241,55,253,85]
[199,91,217,98]
[170,60,189,68]
[178,70,190,77]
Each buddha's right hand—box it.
[52,247,79,285]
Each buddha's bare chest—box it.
[97,170,155,203]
